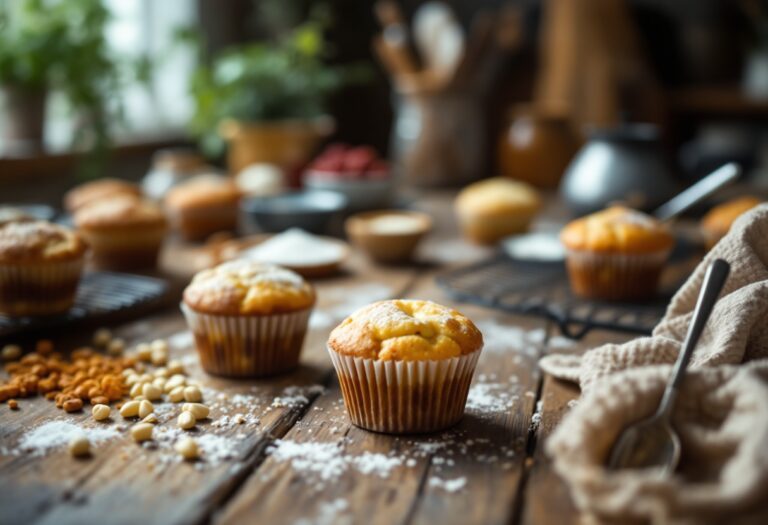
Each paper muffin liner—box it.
[328,348,482,434]
[0,258,85,316]
[181,303,312,377]
[564,248,672,301]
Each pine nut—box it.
[8,399,19,410]
[135,343,152,362]
[183,386,202,403]
[168,386,185,403]
[177,411,196,430]
[151,350,168,366]
[167,360,185,375]
[131,423,153,442]
[175,437,198,460]
[138,400,154,419]
[164,375,185,393]
[120,400,140,418]
[63,398,83,412]
[69,435,91,457]
[107,338,125,356]
[92,404,111,421]
[150,339,168,353]
[152,377,167,390]
[154,367,169,378]
[1,344,21,362]
[129,382,144,398]
[142,413,158,424]
[182,403,209,419]
[125,374,140,386]
[93,328,112,347]
[142,383,162,401]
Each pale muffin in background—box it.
[64,178,142,214]
[164,174,241,242]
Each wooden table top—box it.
[0,193,634,525]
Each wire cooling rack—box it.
[0,272,168,339]
[436,256,676,339]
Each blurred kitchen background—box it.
[2,0,768,212]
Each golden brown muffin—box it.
[183,260,315,316]
[164,175,241,241]
[701,197,762,248]
[560,206,674,301]
[561,206,675,254]
[455,177,541,244]
[64,178,141,213]
[181,260,315,377]
[0,221,87,316]
[74,196,167,270]
[328,299,483,361]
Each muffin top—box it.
[455,177,541,217]
[165,175,240,210]
[0,221,88,263]
[74,196,167,231]
[183,260,315,315]
[328,299,483,361]
[0,207,35,228]
[64,178,142,213]
[560,205,674,253]
[702,197,762,237]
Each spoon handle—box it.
[658,259,730,416]
[653,163,740,222]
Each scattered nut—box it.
[107,338,125,356]
[129,382,144,398]
[183,386,202,403]
[8,399,19,410]
[35,340,54,355]
[150,339,168,353]
[63,398,83,413]
[182,403,210,420]
[168,386,185,403]
[164,375,185,393]
[153,367,169,378]
[166,360,184,376]
[142,413,158,424]
[177,411,196,430]
[138,400,154,419]
[174,437,198,460]
[120,400,140,418]
[135,343,152,362]
[152,377,167,390]
[69,435,91,457]
[233,414,245,424]
[131,422,153,442]
[2,344,22,362]
[142,383,162,401]
[93,328,112,347]
[92,404,111,421]
[91,395,109,406]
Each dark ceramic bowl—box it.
[239,190,348,235]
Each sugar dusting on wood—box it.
[11,420,120,456]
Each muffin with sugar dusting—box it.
[181,260,315,377]
[560,205,674,301]
[328,299,483,434]
[0,221,88,316]
[64,177,141,213]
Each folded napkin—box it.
[539,204,768,524]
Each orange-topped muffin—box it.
[701,197,762,249]
[74,196,167,270]
[64,178,141,213]
[329,300,482,361]
[328,299,484,434]
[0,221,88,316]
[181,260,315,377]
[164,175,240,241]
[455,177,541,244]
[560,206,674,301]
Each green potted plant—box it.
[186,14,367,174]
[0,0,147,174]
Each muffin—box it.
[0,207,35,228]
[0,221,88,316]
[701,196,762,249]
[64,178,141,214]
[74,196,167,270]
[328,299,484,434]
[164,175,241,241]
[560,206,675,301]
[455,177,541,244]
[181,260,315,377]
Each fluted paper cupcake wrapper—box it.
[328,348,482,434]
[181,303,312,378]
[0,258,84,316]
[564,248,672,301]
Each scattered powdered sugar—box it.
[196,433,243,464]
[351,452,403,477]
[428,476,467,493]
[309,310,335,329]
[168,330,194,349]
[15,420,119,456]
[530,400,544,431]
[465,381,518,414]
[321,283,393,320]
[242,228,346,267]
[295,498,350,525]
[271,385,325,408]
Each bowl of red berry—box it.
[303,143,394,211]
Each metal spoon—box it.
[607,258,730,474]
[653,163,741,222]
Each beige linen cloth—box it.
[538,204,768,524]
